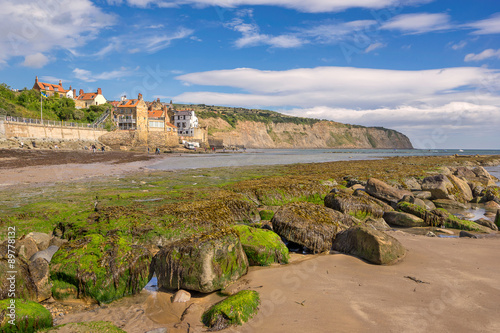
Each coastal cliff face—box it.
[199,118,413,149]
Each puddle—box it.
[438,235,459,238]
[144,276,159,292]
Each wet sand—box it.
[55,230,500,333]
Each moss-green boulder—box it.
[50,234,151,304]
[38,321,125,332]
[324,191,387,219]
[150,228,248,293]
[259,209,275,221]
[232,225,289,266]
[202,290,260,331]
[0,257,37,302]
[333,225,406,265]
[383,211,426,227]
[0,299,52,333]
[271,202,352,253]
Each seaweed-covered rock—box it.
[482,186,500,204]
[365,178,411,205]
[495,210,500,229]
[332,225,406,265]
[150,228,248,293]
[271,202,352,253]
[474,218,498,231]
[0,299,52,333]
[28,258,51,302]
[39,321,126,332]
[365,218,391,231]
[0,257,37,301]
[259,209,275,221]
[50,234,151,304]
[383,211,426,227]
[232,225,289,266]
[421,175,453,200]
[433,199,469,210]
[202,290,260,331]
[324,192,386,219]
[447,174,473,202]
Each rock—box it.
[324,191,386,219]
[365,217,391,231]
[403,177,422,191]
[271,202,350,253]
[383,211,426,227]
[25,232,51,251]
[29,257,52,302]
[350,184,365,191]
[495,210,500,229]
[484,200,500,211]
[232,225,289,266]
[426,231,437,237]
[0,257,37,301]
[454,167,477,179]
[414,191,432,200]
[421,174,454,200]
[433,199,470,210]
[474,218,498,231]
[447,174,473,202]
[0,299,52,332]
[365,178,412,205]
[436,228,455,235]
[15,237,39,261]
[332,225,406,265]
[258,209,275,221]
[459,231,478,238]
[202,290,260,331]
[49,237,68,248]
[472,166,493,179]
[30,245,59,263]
[423,200,436,210]
[471,183,485,198]
[172,290,191,303]
[481,186,500,204]
[150,229,248,293]
[50,234,151,304]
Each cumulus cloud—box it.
[464,49,500,62]
[0,0,115,66]
[22,53,49,68]
[109,0,424,13]
[381,13,451,34]
[467,13,500,35]
[73,67,138,82]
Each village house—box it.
[147,98,178,134]
[74,88,107,109]
[113,94,148,133]
[32,76,73,98]
[173,110,198,136]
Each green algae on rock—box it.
[258,209,275,221]
[272,202,354,253]
[0,256,37,302]
[232,225,289,266]
[202,290,260,331]
[333,225,406,265]
[149,228,248,293]
[50,234,151,304]
[38,321,126,332]
[0,299,52,333]
[324,191,387,219]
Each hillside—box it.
[176,104,413,149]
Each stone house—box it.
[173,110,199,136]
[114,94,148,135]
[32,76,73,98]
[74,88,107,108]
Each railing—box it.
[92,110,110,126]
[118,118,136,124]
[1,115,105,129]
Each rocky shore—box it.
[1,154,500,332]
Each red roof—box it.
[117,99,140,108]
[35,82,67,93]
[109,101,120,107]
[165,122,177,128]
[77,93,98,100]
[148,110,164,118]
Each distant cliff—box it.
[199,117,413,149]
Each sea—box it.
[148,148,500,171]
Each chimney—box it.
[79,89,84,96]
[73,89,76,97]
[35,76,38,83]
[59,80,62,86]
[69,85,72,90]
[97,88,102,95]
[138,93,143,100]
[157,98,160,102]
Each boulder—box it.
[472,166,493,179]
[433,199,470,210]
[332,225,406,265]
[25,232,51,251]
[172,290,191,303]
[421,175,454,200]
[474,218,498,231]
[402,177,422,191]
[383,211,426,227]
[459,231,478,238]
[30,245,59,263]
[232,225,289,266]
[447,174,473,202]
[414,191,432,200]
[453,167,477,179]
[50,234,151,304]
[150,229,248,293]
[482,187,500,204]
[495,210,500,229]
[365,218,391,231]
[484,200,500,211]
[258,209,275,221]
[324,192,386,219]
[423,199,436,210]
[29,258,52,302]
[271,202,350,253]
[0,257,37,301]
[365,178,411,205]
[0,299,52,332]
[202,290,260,331]
[15,237,39,261]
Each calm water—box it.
[148,148,500,171]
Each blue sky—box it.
[1,0,500,149]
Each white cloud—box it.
[467,13,500,35]
[73,67,138,82]
[464,49,500,62]
[22,53,49,68]
[381,13,451,34]
[0,0,115,65]
[450,40,467,50]
[365,42,386,53]
[110,0,427,13]
[299,20,377,44]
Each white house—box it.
[173,110,198,136]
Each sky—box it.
[1,0,500,149]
